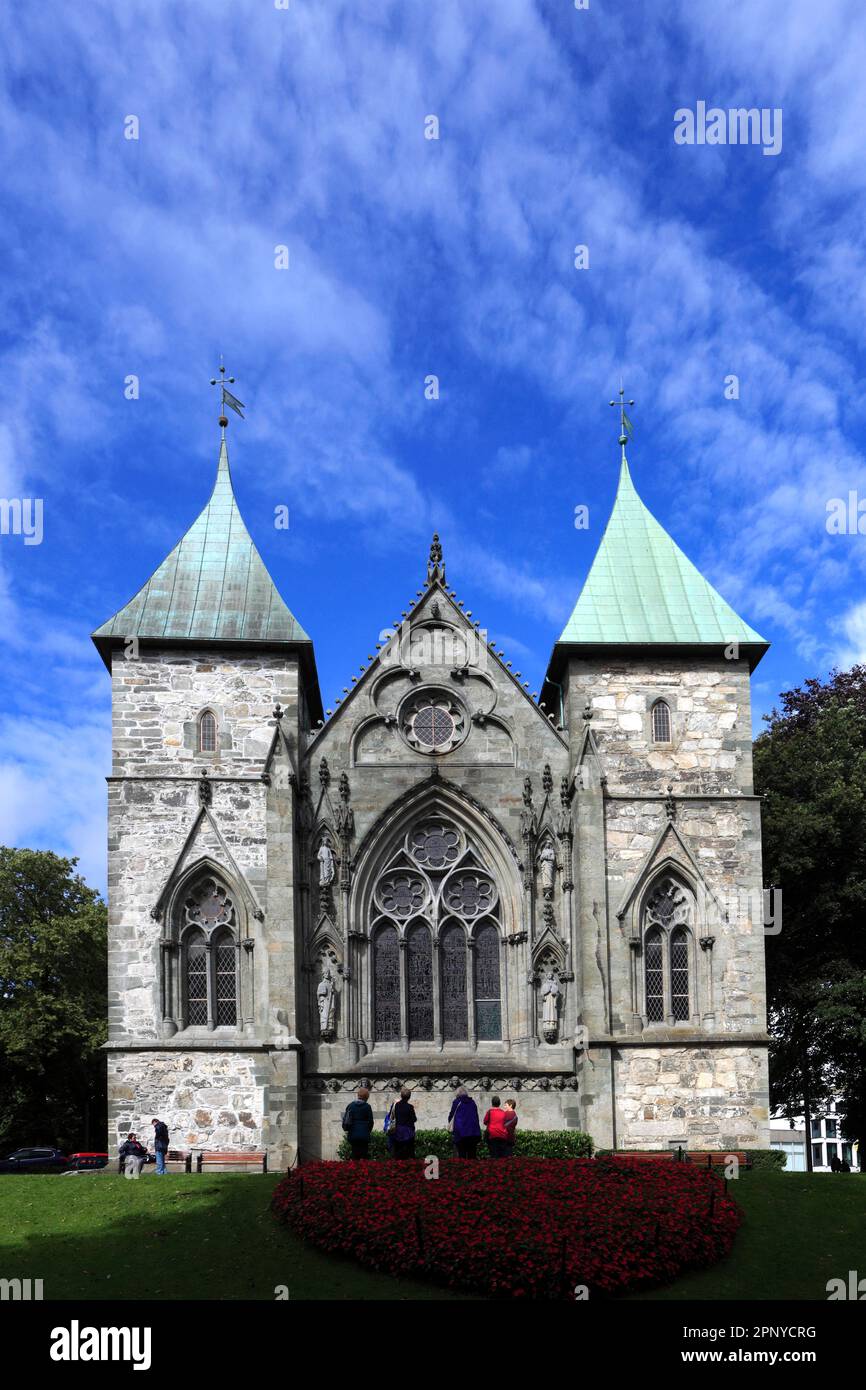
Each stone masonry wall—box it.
[615,1044,769,1149]
[107,1050,267,1153]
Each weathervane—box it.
[210,356,245,436]
[609,383,634,459]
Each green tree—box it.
[755,669,866,1168]
[0,847,107,1153]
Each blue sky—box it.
[2,0,865,891]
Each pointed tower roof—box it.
[93,438,321,711]
[545,450,768,685]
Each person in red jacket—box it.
[482,1095,509,1158]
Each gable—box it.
[306,578,567,772]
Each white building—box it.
[770,1101,858,1172]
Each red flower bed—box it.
[271,1156,741,1299]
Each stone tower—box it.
[94,426,770,1162]
[542,449,770,1151]
[93,436,322,1167]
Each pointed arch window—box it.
[178,877,240,1031]
[199,710,217,753]
[651,700,671,744]
[185,929,209,1026]
[407,924,434,1041]
[441,923,468,1041]
[368,818,502,1045]
[644,928,665,1023]
[373,925,400,1042]
[670,927,690,1022]
[473,921,501,1040]
[642,876,694,1025]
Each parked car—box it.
[0,1147,70,1173]
[67,1152,109,1171]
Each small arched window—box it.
[651,700,672,743]
[199,710,217,753]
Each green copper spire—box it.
[555,451,768,662]
[93,437,311,659]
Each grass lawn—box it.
[626,1170,866,1301]
[0,1173,471,1301]
[1,1169,862,1302]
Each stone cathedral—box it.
[94,423,771,1163]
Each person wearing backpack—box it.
[388,1087,417,1160]
[342,1086,374,1159]
[447,1085,481,1158]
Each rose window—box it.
[408,821,461,869]
[443,871,495,918]
[400,689,466,755]
[413,704,454,748]
[184,879,235,929]
[375,872,427,919]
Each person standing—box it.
[447,1085,481,1159]
[151,1117,170,1175]
[390,1087,417,1159]
[482,1096,510,1158]
[342,1086,374,1159]
[502,1098,518,1157]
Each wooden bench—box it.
[604,1150,676,1163]
[194,1151,268,1173]
[683,1150,751,1170]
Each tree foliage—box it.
[755,668,866,1163]
[0,847,107,1152]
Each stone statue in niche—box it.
[538,842,557,895]
[541,968,561,1042]
[317,964,336,1039]
[317,841,335,887]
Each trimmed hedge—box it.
[337,1127,594,1162]
[594,1147,787,1171]
[741,1148,787,1171]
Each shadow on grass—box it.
[0,1173,475,1302]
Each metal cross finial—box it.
[609,384,635,458]
[209,357,245,436]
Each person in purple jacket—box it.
[447,1085,481,1158]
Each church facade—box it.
[94,428,771,1163]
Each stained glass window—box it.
[645,928,664,1023]
[473,922,501,1040]
[376,872,426,918]
[670,927,689,1021]
[371,821,503,1045]
[408,822,460,870]
[444,872,494,918]
[407,925,434,1040]
[185,930,208,1026]
[440,924,468,1040]
[373,926,401,1041]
